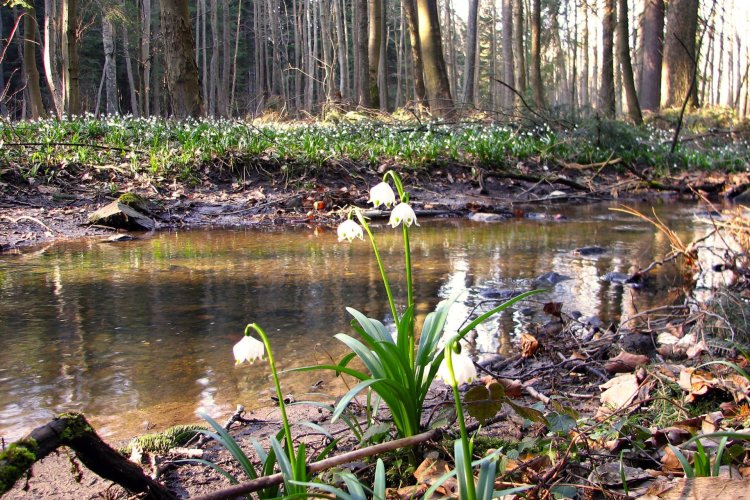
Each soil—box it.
[2,160,749,498]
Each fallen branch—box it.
[0,413,175,499]
[191,428,442,500]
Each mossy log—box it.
[0,413,175,499]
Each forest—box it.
[0,0,748,121]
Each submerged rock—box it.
[105,234,136,242]
[469,212,508,223]
[533,271,571,287]
[601,271,630,284]
[573,245,607,256]
[479,289,524,300]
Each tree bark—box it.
[368,0,382,107]
[221,0,230,115]
[61,0,80,115]
[333,0,349,97]
[23,7,46,119]
[600,0,616,117]
[102,13,118,115]
[161,0,202,117]
[501,0,514,109]
[122,23,140,117]
[0,413,175,499]
[512,0,526,95]
[661,0,699,108]
[355,0,370,106]
[42,0,62,118]
[581,0,589,109]
[139,0,152,116]
[530,0,545,109]
[463,0,479,106]
[0,12,6,116]
[417,0,453,116]
[617,0,642,123]
[403,0,426,105]
[209,0,219,115]
[640,0,664,111]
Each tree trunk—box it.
[501,0,514,109]
[581,0,589,109]
[209,0,219,115]
[617,0,642,123]
[43,0,62,118]
[417,0,453,116]
[61,0,80,115]
[463,0,479,106]
[661,0,699,108]
[122,24,139,117]
[355,0,370,106]
[334,0,349,97]
[600,0,616,117]
[0,12,6,116]
[23,7,46,119]
[221,0,230,115]
[229,0,241,114]
[512,0,526,94]
[640,0,664,111]
[161,0,202,117]
[368,0,382,107]
[139,0,151,116]
[530,0,545,109]
[403,0,426,106]
[102,14,118,115]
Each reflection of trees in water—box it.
[0,205,707,440]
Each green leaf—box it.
[464,382,506,424]
[669,444,695,478]
[332,378,381,423]
[506,401,548,425]
[546,411,577,434]
[430,404,457,430]
[454,440,471,500]
[360,423,391,444]
[374,459,386,500]
[476,459,498,500]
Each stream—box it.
[0,200,710,442]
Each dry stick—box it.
[1,215,56,234]
[191,428,442,500]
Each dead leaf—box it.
[604,351,650,374]
[520,333,539,358]
[495,378,523,398]
[543,301,562,317]
[597,373,641,419]
[678,368,717,403]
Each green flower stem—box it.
[356,211,399,324]
[249,323,296,470]
[445,339,476,500]
[403,224,415,366]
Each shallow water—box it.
[0,200,709,442]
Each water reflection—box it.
[0,201,709,441]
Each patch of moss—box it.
[0,439,38,494]
[117,193,150,213]
[58,413,94,442]
[119,424,206,456]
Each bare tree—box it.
[417,0,453,116]
[661,0,699,108]
[463,0,479,106]
[530,0,545,108]
[161,0,202,117]
[368,0,382,107]
[23,7,46,118]
[640,0,664,111]
[62,0,80,115]
[403,0,426,106]
[600,0,616,116]
[617,0,642,123]
[102,13,118,115]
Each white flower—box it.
[437,351,477,385]
[337,219,364,242]
[233,335,265,365]
[368,182,397,208]
[388,203,419,228]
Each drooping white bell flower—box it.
[437,351,477,386]
[233,335,265,365]
[368,182,397,208]
[337,219,364,242]
[388,203,419,228]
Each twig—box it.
[1,215,56,234]
[191,428,442,500]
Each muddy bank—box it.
[3,160,749,252]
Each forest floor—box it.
[3,116,750,499]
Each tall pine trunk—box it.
[640,0,664,111]
[463,0,479,106]
[530,0,545,109]
[161,0,202,117]
[502,0,514,109]
[600,0,616,117]
[417,0,453,116]
[617,0,642,123]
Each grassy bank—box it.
[1,112,748,185]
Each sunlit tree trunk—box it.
[368,0,382,107]
[161,0,202,117]
[43,0,62,118]
[463,0,479,106]
[139,0,151,116]
[501,0,514,109]
[354,0,370,106]
[333,0,349,97]
[581,0,589,109]
[102,13,118,115]
[600,0,616,117]
[661,0,699,108]
[512,0,525,94]
[530,0,545,108]
[0,13,6,116]
[618,0,642,123]
[640,0,664,111]
[222,0,230,115]
[403,0,426,106]
[61,0,80,115]
[23,7,46,118]
[417,0,453,116]
[122,24,139,117]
